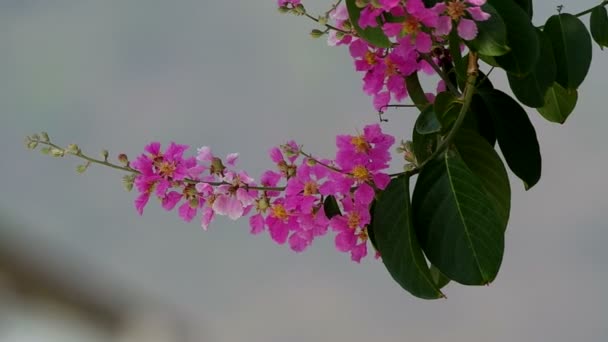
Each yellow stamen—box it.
[351,135,371,153]
[303,181,318,196]
[446,0,467,21]
[271,204,289,221]
[157,161,177,178]
[352,165,370,182]
[348,212,361,230]
[365,51,377,66]
[403,16,421,34]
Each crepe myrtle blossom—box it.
[129,124,395,262]
[434,0,491,40]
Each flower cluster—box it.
[131,124,395,262]
[293,0,491,110]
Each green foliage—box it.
[591,6,608,49]
[507,29,557,108]
[467,4,510,57]
[476,89,542,189]
[544,13,592,90]
[415,106,442,135]
[373,176,444,299]
[412,150,505,285]
[490,0,540,76]
[537,82,578,124]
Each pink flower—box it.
[433,0,490,41]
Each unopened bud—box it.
[40,147,51,155]
[100,149,109,161]
[306,158,317,166]
[26,141,38,150]
[293,4,306,15]
[122,174,135,192]
[355,0,369,8]
[318,16,328,26]
[117,153,129,166]
[40,131,50,142]
[278,6,289,14]
[76,162,91,174]
[50,148,65,157]
[65,144,80,155]
[310,29,324,38]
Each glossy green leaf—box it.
[467,4,510,56]
[507,29,556,108]
[513,0,533,18]
[373,176,444,299]
[434,92,462,131]
[412,128,437,164]
[477,89,542,189]
[406,73,430,109]
[454,130,511,227]
[544,13,592,89]
[412,151,504,285]
[345,0,392,48]
[467,95,497,146]
[416,106,442,134]
[430,265,451,289]
[537,82,578,124]
[366,200,379,252]
[591,5,608,49]
[489,0,540,76]
[323,195,341,219]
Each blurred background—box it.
[1,1,607,341]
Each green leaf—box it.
[430,265,451,289]
[477,89,542,189]
[544,13,592,89]
[366,200,379,253]
[412,128,437,164]
[537,82,578,124]
[512,0,533,18]
[373,176,444,299]
[591,5,608,49]
[507,28,556,108]
[412,151,505,285]
[415,106,442,134]
[323,195,341,219]
[467,95,497,146]
[345,0,392,48]
[489,0,540,76]
[467,4,510,56]
[405,73,430,109]
[454,130,511,228]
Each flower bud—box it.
[277,6,289,14]
[122,174,135,192]
[50,148,65,157]
[100,149,109,162]
[26,141,38,150]
[318,16,328,26]
[66,144,80,155]
[40,147,51,155]
[117,153,129,166]
[293,4,305,15]
[76,162,90,174]
[355,0,369,8]
[310,29,325,38]
[40,132,50,142]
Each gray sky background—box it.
[1,1,607,341]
